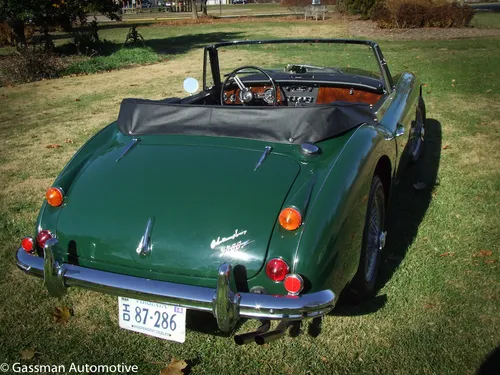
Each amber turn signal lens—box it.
[46,187,64,207]
[278,207,302,231]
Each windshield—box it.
[205,40,387,89]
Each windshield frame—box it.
[202,39,393,95]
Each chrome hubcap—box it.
[379,231,387,250]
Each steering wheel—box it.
[220,66,277,106]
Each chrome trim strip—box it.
[16,243,335,332]
[254,146,272,171]
[116,138,140,162]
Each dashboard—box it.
[223,82,383,106]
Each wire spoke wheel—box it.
[410,97,426,163]
[365,196,382,282]
[349,174,386,301]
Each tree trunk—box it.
[191,0,199,18]
[8,19,27,47]
[202,0,208,16]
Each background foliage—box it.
[372,0,475,28]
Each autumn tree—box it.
[0,0,120,46]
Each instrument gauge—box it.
[263,88,275,104]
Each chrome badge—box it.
[211,229,248,250]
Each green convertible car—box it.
[16,39,425,345]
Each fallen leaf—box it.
[75,98,80,101]
[474,250,493,257]
[486,89,492,93]
[160,358,188,375]
[321,356,328,363]
[484,259,497,264]
[64,139,73,144]
[451,79,456,83]
[424,303,436,309]
[439,252,454,257]
[442,144,450,150]
[20,348,36,360]
[451,84,455,87]
[46,144,62,149]
[413,182,427,190]
[52,306,72,324]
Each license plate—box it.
[118,297,186,343]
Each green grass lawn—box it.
[471,11,500,28]
[0,19,499,375]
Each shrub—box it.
[70,20,115,56]
[1,45,62,84]
[372,0,475,28]
[336,0,377,17]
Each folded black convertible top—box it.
[117,98,376,144]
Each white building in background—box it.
[207,0,230,4]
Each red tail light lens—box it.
[36,230,52,248]
[284,274,304,295]
[265,258,289,282]
[21,237,34,253]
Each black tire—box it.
[349,175,386,301]
[410,96,426,163]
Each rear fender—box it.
[292,125,393,297]
[36,123,119,250]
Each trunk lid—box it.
[56,140,300,280]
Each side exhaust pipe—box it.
[234,320,271,345]
[254,321,291,345]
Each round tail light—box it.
[36,230,53,248]
[46,187,64,207]
[278,207,302,231]
[284,274,304,295]
[21,237,34,253]
[265,258,289,282]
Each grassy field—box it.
[0,18,499,375]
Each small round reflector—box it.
[36,230,52,249]
[21,237,34,253]
[46,187,64,207]
[284,274,304,295]
[278,207,302,231]
[265,258,289,282]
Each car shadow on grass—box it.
[332,118,442,316]
[378,118,442,292]
[56,30,245,58]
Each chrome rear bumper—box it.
[16,239,335,332]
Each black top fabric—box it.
[117,98,376,144]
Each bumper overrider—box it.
[16,238,335,335]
